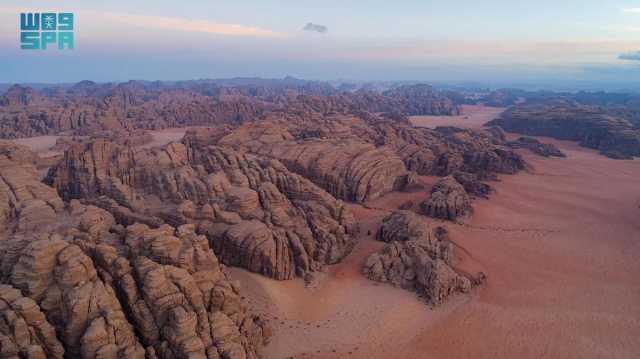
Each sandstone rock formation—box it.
[213,121,414,202]
[0,79,545,357]
[1,80,526,211]
[0,143,271,358]
[46,139,357,280]
[363,210,477,306]
[427,126,526,176]
[328,118,525,177]
[0,142,64,234]
[382,84,461,116]
[376,210,441,246]
[489,101,640,159]
[196,113,524,205]
[451,171,492,199]
[421,176,472,221]
[0,284,65,359]
[3,219,270,359]
[0,80,460,139]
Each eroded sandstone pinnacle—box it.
[421,176,472,221]
[363,210,483,306]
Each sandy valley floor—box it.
[229,106,640,359]
[410,104,505,130]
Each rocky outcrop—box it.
[0,142,64,234]
[421,176,471,221]
[215,122,413,202]
[333,118,526,177]
[204,115,524,203]
[0,82,271,139]
[1,191,271,358]
[382,84,461,116]
[506,137,566,157]
[363,241,472,305]
[484,126,507,143]
[451,171,492,199]
[92,223,270,359]
[0,284,65,358]
[376,210,441,246]
[46,139,357,280]
[489,101,640,159]
[10,235,147,358]
[0,141,39,164]
[363,210,477,306]
[429,126,526,176]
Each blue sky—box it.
[1,0,640,85]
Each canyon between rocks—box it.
[0,81,639,359]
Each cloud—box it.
[619,51,640,60]
[0,6,286,39]
[97,12,287,38]
[303,22,328,33]
[623,8,640,13]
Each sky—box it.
[1,0,640,87]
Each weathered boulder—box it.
[421,176,471,221]
[363,241,472,305]
[378,211,436,242]
[363,210,474,306]
[451,171,492,199]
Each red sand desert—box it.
[229,107,640,359]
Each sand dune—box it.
[229,124,640,358]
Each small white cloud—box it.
[623,8,640,13]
